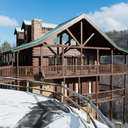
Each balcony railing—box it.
[88,88,125,103]
[0,64,126,79]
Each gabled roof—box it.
[22,20,57,29]
[13,14,128,54]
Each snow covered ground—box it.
[0,89,108,128]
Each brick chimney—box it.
[31,19,43,41]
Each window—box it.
[89,56,95,65]
[70,39,76,45]
[62,33,69,44]
[67,57,73,65]
[55,36,60,44]
[48,56,55,66]
[77,56,81,65]
[83,56,87,65]
[57,55,62,65]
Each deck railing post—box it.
[61,81,65,102]
[109,50,114,121]
[97,49,99,74]
[16,51,19,77]
[27,80,29,92]
[123,55,127,124]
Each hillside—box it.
[106,30,128,50]
[100,30,128,124]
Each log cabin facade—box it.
[0,14,127,123]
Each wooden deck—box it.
[0,64,126,79]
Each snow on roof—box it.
[23,20,31,26]
[42,22,58,28]
[14,27,24,34]
[0,89,108,128]
[23,20,57,28]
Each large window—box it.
[83,56,87,65]
[70,39,76,45]
[55,36,60,44]
[67,57,73,65]
[77,56,81,65]
[56,55,62,65]
[62,33,69,44]
[48,56,55,66]
[89,56,95,65]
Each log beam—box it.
[66,28,80,46]
[83,33,95,46]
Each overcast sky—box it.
[0,0,128,45]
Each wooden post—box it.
[81,20,83,45]
[40,45,43,72]
[12,53,14,67]
[40,84,42,94]
[16,52,19,77]
[62,46,64,76]
[27,80,29,92]
[16,51,20,89]
[123,55,126,124]
[3,53,5,65]
[109,49,113,121]
[64,79,67,97]
[5,53,6,65]
[80,48,83,75]
[109,76,113,121]
[97,49,99,74]
[78,77,81,94]
[61,79,65,102]
[96,76,99,119]
[78,77,81,104]
[111,50,113,73]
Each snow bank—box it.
[0,89,108,128]
[0,89,50,128]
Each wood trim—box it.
[83,33,95,46]
[80,21,83,44]
[66,28,80,45]
[43,42,57,55]
[42,44,111,50]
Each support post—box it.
[3,54,5,65]
[27,80,29,92]
[16,52,19,77]
[97,49,99,74]
[78,77,81,104]
[12,53,14,66]
[62,46,64,76]
[109,76,113,121]
[80,20,83,45]
[96,76,99,119]
[40,45,43,72]
[123,55,126,124]
[111,50,113,73]
[7,53,9,65]
[61,79,65,102]
[109,49,113,121]
[80,48,83,74]
[78,77,81,94]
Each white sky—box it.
[88,2,128,31]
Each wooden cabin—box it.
[0,14,127,122]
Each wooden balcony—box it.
[0,64,126,79]
[65,88,125,105]
[89,88,125,103]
